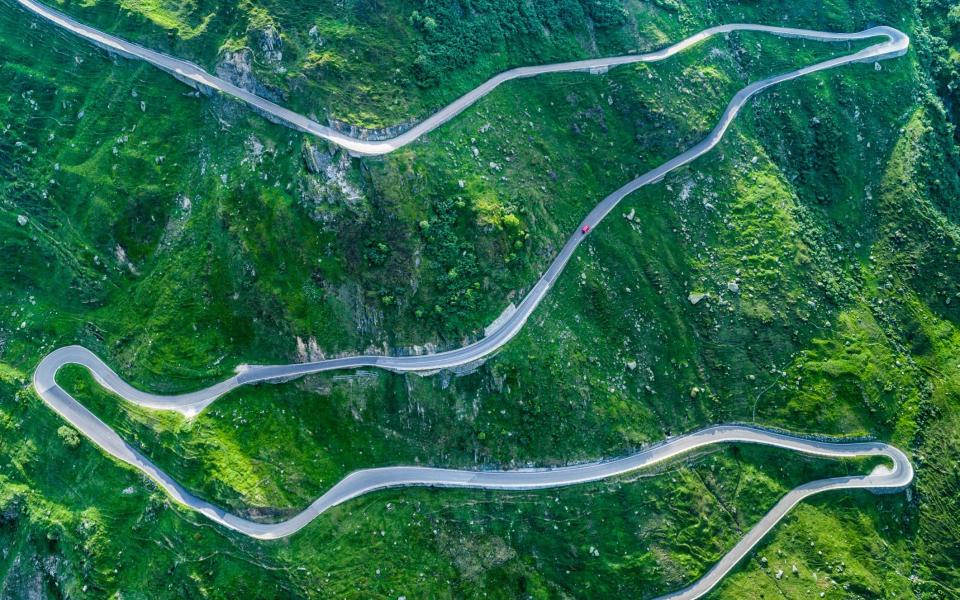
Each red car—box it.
[581,225,591,234]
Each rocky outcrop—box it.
[215,49,282,102]
[295,336,325,362]
[216,49,255,91]
[214,48,296,130]
[298,142,366,225]
[0,493,23,525]
[0,555,44,600]
[257,26,283,63]
[327,117,418,141]
[302,142,333,175]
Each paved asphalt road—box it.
[16,0,907,157]
[19,4,912,598]
[32,359,921,597]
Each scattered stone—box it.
[727,281,740,293]
[775,568,783,580]
[16,214,27,226]
[626,360,637,371]
[624,208,635,221]
[245,134,265,162]
[458,179,465,189]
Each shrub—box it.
[57,425,80,448]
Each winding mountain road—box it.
[16,0,907,156]
[17,3,914,598]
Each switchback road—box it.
[16,5,913,597]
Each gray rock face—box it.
[298,143,365,224]
[327,117,417,141]
[0,494,22,524]
[217,49,256,90]
[258,26,283,62]
[0,555,42,600]
[302,142,333,175]
[215,49,281,102]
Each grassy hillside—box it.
[1,0,959,598]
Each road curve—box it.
[33,348,914,597]
[32,350,921,595]
[21,7,914,598]
[15,0,907,156]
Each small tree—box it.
[57,425,81,448]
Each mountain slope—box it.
[1,0,958,598]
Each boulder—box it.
[688,292,707,305]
